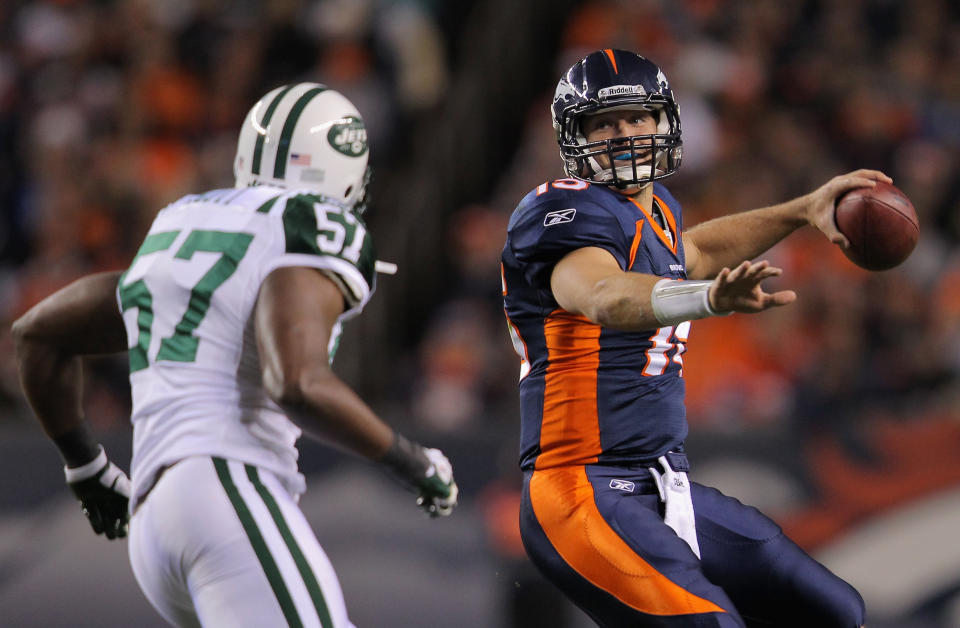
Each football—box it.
[834,181,919,271]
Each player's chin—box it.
[611,154,654,174]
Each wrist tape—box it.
[650,279,729,326]
[64,446,106,483]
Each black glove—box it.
[64,447,131,540]
[415,447,458,517]
[381,434,458,518]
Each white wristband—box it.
[650,279,729,326]
[64,446,107,483]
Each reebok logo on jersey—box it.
[544,208,576,226]
[609,479,635,492]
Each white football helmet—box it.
[234,83,371,211]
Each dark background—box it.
[1,1,959,626]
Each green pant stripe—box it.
[273,86,327,179]
[212,458,303,628]
[245,465,334,628]
[252,84,297,176]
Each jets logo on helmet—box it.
[328,116,368,157]
[551,49,682,189]
[234,83,371,212]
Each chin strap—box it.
[586,148,667,187]
[592,163,658,184]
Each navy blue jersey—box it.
[501,178,691,470]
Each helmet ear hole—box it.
[344,184,353,200]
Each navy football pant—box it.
[520,465,865,627]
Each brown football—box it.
[834,181,919,271]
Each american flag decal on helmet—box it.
[290,153,312,166]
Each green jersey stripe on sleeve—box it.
[256,195,282,214]
[281,194,377,292]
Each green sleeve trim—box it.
[281,194,376,289]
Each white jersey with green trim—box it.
[118,185,376,507]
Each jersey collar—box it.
[625,194,678,254]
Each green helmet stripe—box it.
[273,86,327,179]
[251,84,296,176]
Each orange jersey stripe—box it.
[628,219,644,268]
[627,196,677,254]
[604,48,619,74]
[530,466,727,616]
[654,194,679,247]
[537,310,602,469]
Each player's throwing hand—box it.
[804,168,892,248]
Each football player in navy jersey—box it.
[501,49,883,627]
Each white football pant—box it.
[129,456,354,628]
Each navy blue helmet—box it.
[552,49,682,188]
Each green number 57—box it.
[119,230,253,372]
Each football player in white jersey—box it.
[13,83,458,628]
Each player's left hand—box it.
[415,448,459,518]
[804,169,893,248]
[709,260,796,314]
[64,447,131,540]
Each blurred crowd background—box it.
[1,0,960,626]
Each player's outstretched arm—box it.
[551,246,664,331]
[683,169,892,280]
[255,266,457,517]
[551,247,794,331]
[12,271,132,539]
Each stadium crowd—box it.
[1,0,958,564]
[409,0,960,548]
